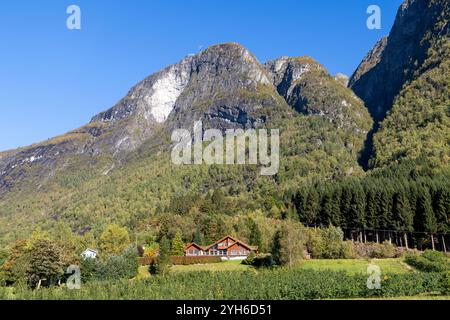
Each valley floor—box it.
[1,258,448,301]
[137,258,412,277]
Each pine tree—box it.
[365,184,378,230]
[377,183,393,230]
[304,190,319,226]
[392,189,414,233]
[171,232,185,257]
[157,236,172,275]
[319,188,334,226]
[249,220,263,250]
[270,230,283,266]
[340,185,352,229]
[193,226,203,245]
[434,187,450,233]
[330,187,342,226]
[348,182,366,231]
[415,187,437,233]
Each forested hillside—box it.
[0,0,448,253]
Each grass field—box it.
[171,260,250,273]
[354,294,450,300]
[301,258,412,275]
[137,258,413,277]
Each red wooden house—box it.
[185,235,258,259]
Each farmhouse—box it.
[185,235,258,260]
[81,248,98,260]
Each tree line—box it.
[290,175,450,251]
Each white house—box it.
[81,248,98,260]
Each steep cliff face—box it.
[348,0,450,168]
[265,56,372,136]
[349,0,449,121]
[166,43,290,131]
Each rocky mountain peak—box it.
[92,43,272,127]
[264,56,371,132]
[334,73,350,87]
[264,56,325,95]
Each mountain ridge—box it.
[0,42,371,196]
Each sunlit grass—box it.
[299,258,412,275]
[170,260,251,273]
[137,258,412,278]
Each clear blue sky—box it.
[0,0,403,151]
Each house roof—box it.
[82,248,98,254]
[185,236,258,252]
[184,242,208,251]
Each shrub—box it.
[405,250,450,272]
[242,252,257,265]
[80,246,139,282]
[271,223,306,266]
[340,241,356,259]
[442,272,450,295]
[101,247,139,280]
[251,254,275,268]
[352,242,401,259]
[0,249,8,267]
[306,226,352,259]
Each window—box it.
[232,249,237,255]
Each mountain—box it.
[349,0,449,121]
[350,0,449,168]
[265,57,369,133]
[0,43,372,245]
[0,0,449,248]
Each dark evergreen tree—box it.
[414,187,437,234]
[193,225,204,245]
[249,220,263,250]
[157,236,172,275]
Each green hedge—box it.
[2,269,449,300]
[405,250,450,273]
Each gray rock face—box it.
[165,43,284,131]
[264,57,372,133]
[265,56,321,99]
[348,37,387,89]
[334,73,350,87]
[349,0,449,121]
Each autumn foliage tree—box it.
[26,239,64,288]
[99,224,131,259]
